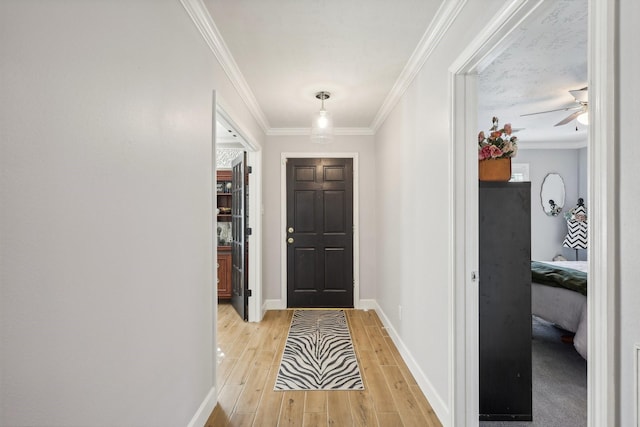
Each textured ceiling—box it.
[205,0,587,145]
[478,0,587,145]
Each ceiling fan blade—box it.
[569,87,588,103]
[521,105,582,117]
[554,110,583,126]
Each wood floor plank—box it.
[226,348,257,386]
[381,365,426,427]
[366,325,395,366]
[254,313,283,353]
[234,364,269,413]
[304,391,327,413]
[217,311,242,345]
[252,366,283,427]
[228,412,255,427]
[327,391,353,426]
[255,349,276,370]
[410,384,442,427]
[347,313,374,353]
[349,390,378,427]
[278,391,306,427]
[377,412,404,427]
[383,336,418,386]
[360,309,383,327]
[224,323,257,358]
[302,412,328,427]
[217,357,239,391]
[357,350,397,412]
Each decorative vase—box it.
[479,158,512,182]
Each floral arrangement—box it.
[478,117,518,160]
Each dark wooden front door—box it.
[231,152,249,321]
[286,158,354,308]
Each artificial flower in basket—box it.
[478,117,518,160]
[478,117,518,181]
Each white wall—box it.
[261,135,377,307]
[618,1,640,425]
[373,1,509,420]
[0,1,262,425]
[515,148,586,261]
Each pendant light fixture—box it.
[311,91,334,143]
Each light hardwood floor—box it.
[207,303,442,427]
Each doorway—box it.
[285,157,354,308]
[449,0,616,426]
[215,109,262,323]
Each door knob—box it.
[288,227,294,233]
[287,237,294,244]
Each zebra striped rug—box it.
[274,310,364,391]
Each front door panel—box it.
[286,158,353,308]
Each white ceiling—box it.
[205,0,443,131]
[205,0,587,145]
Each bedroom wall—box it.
[0,1,263,425]
[578,147,588,205]
[261,134,377,306]
[618,1,640,425]
[514,148,586,261]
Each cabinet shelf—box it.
[216,169,233,300]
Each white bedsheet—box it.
[531,260,588,359]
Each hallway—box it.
[208,304,442,426]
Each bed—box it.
[531,260,588,359]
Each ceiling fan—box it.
[521,87,588,126]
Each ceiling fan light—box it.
[311,91,334,143]
[577,111,589,125]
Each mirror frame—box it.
[540,173,565,216]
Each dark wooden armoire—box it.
[479,181,532,421]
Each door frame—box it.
[280,152,360,309]
[449,0,616,426]
[216,106,263,323]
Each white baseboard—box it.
[187,386,216,427]
[373,302,450,427]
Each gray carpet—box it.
[480,316,587,427]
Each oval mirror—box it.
[540,173,565,216]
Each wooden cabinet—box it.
[217,170,232,299]
[479,181,532,421]
[217,249,232,299]
[216,169,232,224]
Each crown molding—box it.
[266,127,375,137]
[370,0,468,132]
[180,0,270,132]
